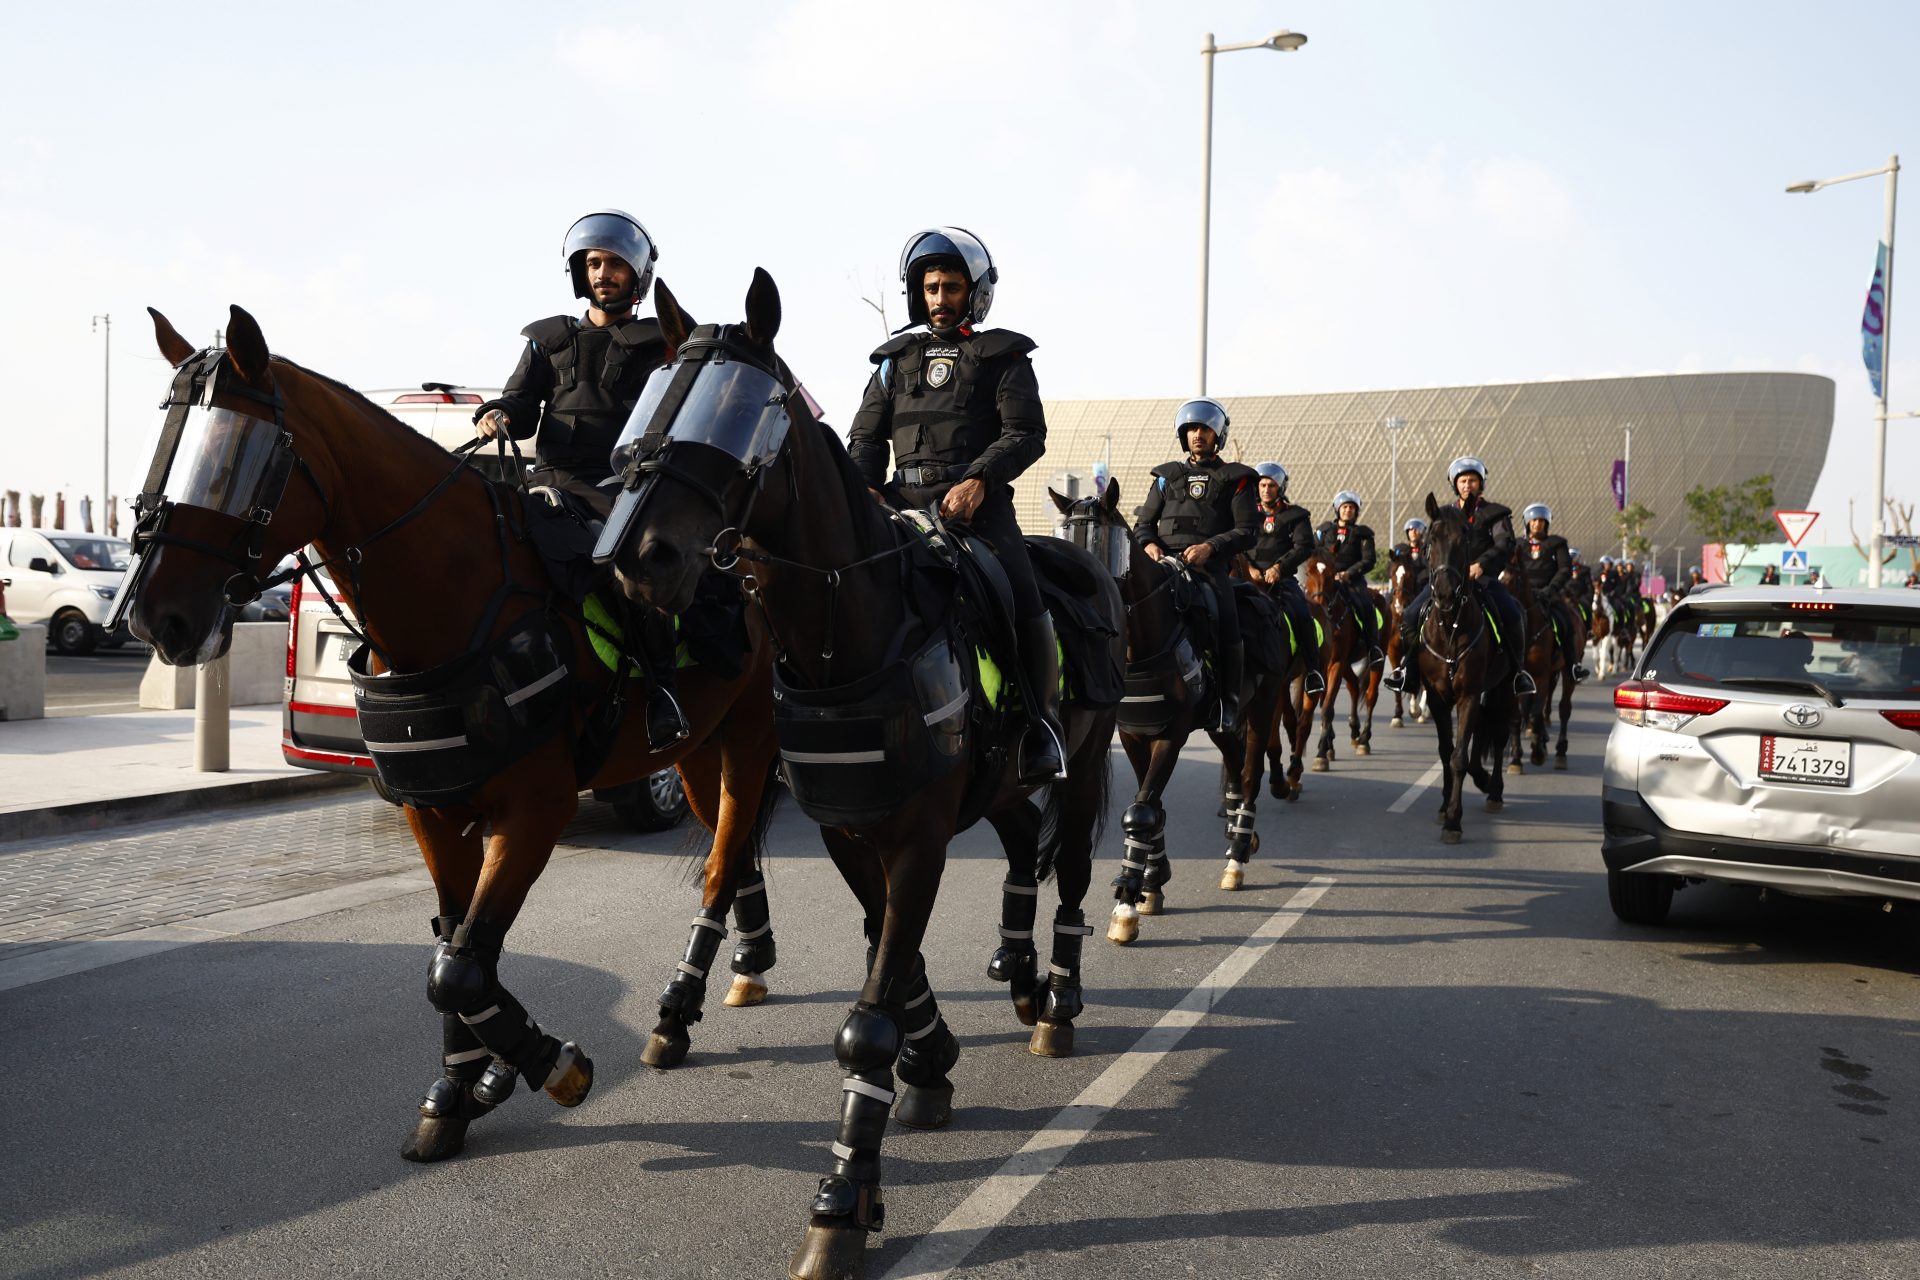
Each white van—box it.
[0,529,132,654]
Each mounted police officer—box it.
[846,226,1065,784]
[473,209,687,750]
[1132,398,1258,732]
[1384,457,1536,696]
[1390,517,1430,594]
[1567,547,1595,627]
[1247,462,1325,697]
[1519,504,1589,683]
[1315,491,1383,664]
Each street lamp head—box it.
[1265,29,1308,51]
[1784,180,1819,194]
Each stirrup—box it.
[1018,720,1067,785]
[1304,669,1326,696]
[1513,670,1537,695]
[645,686,691,752]
[1382,665,1410,693]
[1571,662,1590,684]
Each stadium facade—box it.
[1019,372,1833,571]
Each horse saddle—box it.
[1233,580,1290,676]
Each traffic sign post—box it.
[1775,510,1820,547]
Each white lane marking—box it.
[1387,763,1443,814]
[881,876,1335,1280]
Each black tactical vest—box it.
[1150,458,1254,550]
[1522,534,1567,591]
[1252,504,1311,569]
[871,329,1036,468]
[1318,521,1375,573]
[522,315,668,477]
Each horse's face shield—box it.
[593,326,817,565]
[110,350,293,631]
[1055,501,1130,581]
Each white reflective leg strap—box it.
[1124,838,1156,851]
[736,922,772,940]
[444,1047,491,1066]
[843,1078,896,1105]
[459,1005,502,1026]
[1120,858,1145,870]
[735,880,766,897]
[904,987,933,1010]
[1055,922,1095,937]
[904,1018,941,1041]
[831,1141,859,1163]
[1001,882,1040,896]
[997,927,1034,940]
[1048,962,1075,977]
[691,915,726,933]
[676,961,707,977]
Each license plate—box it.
[1759,735,1851,787]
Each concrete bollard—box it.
[0,623,48,721]
[194,653,230,772]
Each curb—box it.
[0,772,365,846]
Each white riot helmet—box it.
[563,209,657,307]
[1254,461,1288,498]
[1404,517,1428,536]
[899,227,997,327]
[1333,490,1363,516]
[1175,398,1230,452]
[1522,503,1552,526]
[1448,455,1489,487]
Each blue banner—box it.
[1863,241,1888,398]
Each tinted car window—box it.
[1648,607,1920,700]
[48,537,130,571]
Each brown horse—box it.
[123,307,781,1165]
[1498,552,1560,774]
[1299,550,1378,770]
[1235,557,1326,801]
[1386,557,1428,727]
[1414,494,1514,842]
[601,272,1123,1280]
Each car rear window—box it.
[1648,605,1920,700]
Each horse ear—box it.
[1047,487,1071,515]
[225,305,270,384]
[1103,477,1121,510]
[654,278,694,355]
[1424,491,1440,520]
[147,308,196,368]
[745,267,781,346]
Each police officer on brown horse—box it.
[1133,398,1259,731]
[848,226,1066,783]
[1519,503,1589,682]
[473,208,687,749]
[1390,517,1430,594]
[1248,461,1325,696]
[1315,491,1384,664]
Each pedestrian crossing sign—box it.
[1781,549,1810,574]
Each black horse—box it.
[601,270,1123,1280]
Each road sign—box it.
[1781,549,1810,574]
[1775,510,1819,547]
[1889,533,1920,548]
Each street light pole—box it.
[1383,416,1407,536]
[91,314,110,536]
[1196,28,1307,396]
[1787,155,1899,587]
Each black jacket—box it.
[1133,455,1259,559]
[1390,541,1429,592]
[846,327,1046,491]
[1252,503,1315,575]
[1455,497,1516,577]
[1315,520,1376,581]
[1520,533,1573,598]
[477,313,668,484]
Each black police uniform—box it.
[475,312,683,748]
[1568,561,1594,626]
[846,325,1063,781]
[1519,532,1579,670]
[1393,496,1531,692]
[1250,501,1324,681]
[1389,541,1430,594]
[477,314,669,513]
[1133,454,1258,728]
[1314,518,1382,657]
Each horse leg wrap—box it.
[1223,789,1257,862]
[1112,802,1165,902]
[1043,910,1092,1024]
[894,963,959,1086]
[426,922,567,1105]
[729,870,777,976]
[417,916,496,1122]
[659,907,727,1024]
[812,1002,899,1230]
[987,879,1040,988]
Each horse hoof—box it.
[545,1045,594,1108]
[1220,862,1244,891]
[1012,989,1040,1028]
[1139,889,1164,916]
[1250,831,1261,854]
[724,973,769,1007]
[1356,743,1371,757]
[1030,1019,1075,1058]
[1485,799,1504,814]
[1285,784,1301,803]
[1269,776,1288,799]
[1441,829,1463,845]
[400,1115,469,1163]
[1107,907,1139,945]
[894,1080,954,1130]
[1311,759,1328,774]
[1507,763,1523,775]
[1553,757,1568,771]
[641,1028,690,1070]
[790,1221,871,1280]
[1390,717,1404,728]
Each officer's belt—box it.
[895,464,970,487]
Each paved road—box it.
[5,682,1916,1279]
[45,648,151,717]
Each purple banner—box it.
[1610,459,1626,511]
[1863,241,1888,399]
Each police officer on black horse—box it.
[1248,462,1325,696]
[1133,398,1259,732]
[1385,456,1537,696]
[1316,491,1384,664]
[1390,517,1430,593]
[1518,503,1589,683]
[473,208,688,749]
[847,226,1066,784]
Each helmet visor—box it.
[1175,399,1229,436]
[564,212,654,276]
[899,228,991,287]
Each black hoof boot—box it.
[895,1025,960,1130]
[893,1079,955,1130]
[988,944,1040,1026]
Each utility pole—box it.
[92,314,110,538]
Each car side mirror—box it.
[28,557,57,575]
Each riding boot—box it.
[1560,612,1589,683]
[1285,588,1325,696]
[1015,614,1067,785]
[1383,604,1421,693]
[1505,623,1536,695]
[1214,641,1245,733]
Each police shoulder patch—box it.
[927,357,954,389]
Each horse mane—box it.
[805,417,896,554]
[272,355,463,471]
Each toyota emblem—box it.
[1783,703,1822,729]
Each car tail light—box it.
[1881,710,1920,734]
[285,575,302,678]
[1615,679,1729,730]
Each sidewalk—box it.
[0,706,358,843]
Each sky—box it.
[2,0,1913,543]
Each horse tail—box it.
[747,757,784,873]
[1034,736,1111,885]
